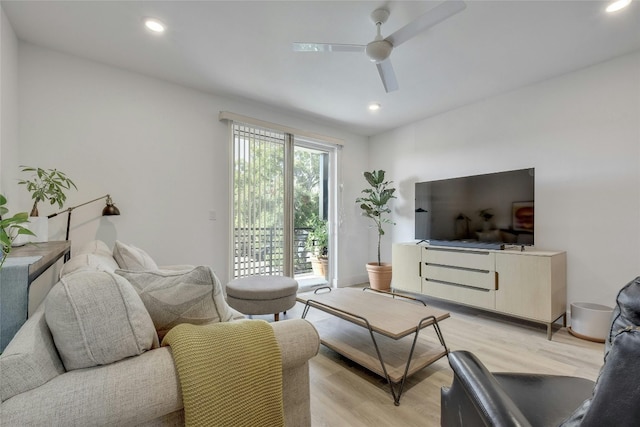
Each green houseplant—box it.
[17,166,77,243]
[0,194,35,270]
[18,166,77,217]
[305,218,328,278]
[356,170,396,290]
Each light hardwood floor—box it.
[255,288,605,427]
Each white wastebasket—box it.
[569,302,613,343]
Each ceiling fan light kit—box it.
[366,40,393,63]
[293,0,467,93]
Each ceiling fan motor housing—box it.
[367,8,392,63]
[370,8,390,25]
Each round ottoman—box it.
[226,275,298,321]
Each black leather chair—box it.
[440,276,640,427]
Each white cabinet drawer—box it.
[423,247,495,271]
[423,265,497,290]
[423,280,495,310]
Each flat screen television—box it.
[415,168,535,249]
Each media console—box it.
[392,243,567,340]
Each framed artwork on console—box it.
[512,201,534,232]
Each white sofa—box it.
[0,241,319,426]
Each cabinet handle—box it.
[419,261,422,277]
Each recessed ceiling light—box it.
[606,0,632,13]
[368,102,381,111]
[144,18,166,33]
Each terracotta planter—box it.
[311,257,329,279]
[366,262,392,291]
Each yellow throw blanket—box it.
[162,320,284,427]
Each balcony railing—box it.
[233,227,321,278]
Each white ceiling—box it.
[3,0,640,136]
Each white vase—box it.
[29,216,49,243]
[13,216,49,246]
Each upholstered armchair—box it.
[441,276,640,427]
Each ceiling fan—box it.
[293,0,467,93]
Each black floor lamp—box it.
[48,195,121,259]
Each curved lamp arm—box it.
[48,194,120,241]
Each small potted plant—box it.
[305,218,328,278]
[17,166,77,243]
[0,194,35,269]
[356,170,396,290]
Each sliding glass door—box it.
[293,143,331,287]
[231,123,335,286]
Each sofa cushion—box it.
[0,307,65,402]
[45,271,159,371]
[116,266,234,339]
[59,252,119,278]
[113,240,158,271]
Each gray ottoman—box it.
[226,275,298,321]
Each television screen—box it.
[415,168,534,248]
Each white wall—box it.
[15,42,370,286]
[0,6,19,206]
[370,51,640,307]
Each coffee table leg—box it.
[366,316,450,406]
[301,300,403,404]
[300,299,449,406]
[392,316,449,406]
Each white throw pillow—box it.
[116,266,234,339]
[45,271,159,371]
[113,240,158,271]
[59,253,119,278]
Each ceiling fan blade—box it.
[292,42,365,53]
[376,60,399,93]
[385,0,466,48]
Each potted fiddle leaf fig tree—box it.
[17,166,77,243]
[0,194,35,270]
[356,169,396,290]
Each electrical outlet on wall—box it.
[209,210,216,221]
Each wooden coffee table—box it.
[297,287,450,405]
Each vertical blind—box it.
[233,123,287,278]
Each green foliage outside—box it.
[293,149,322,229]
[234,139,286,232]
[304,217,328,257]
[233,134,324,267]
